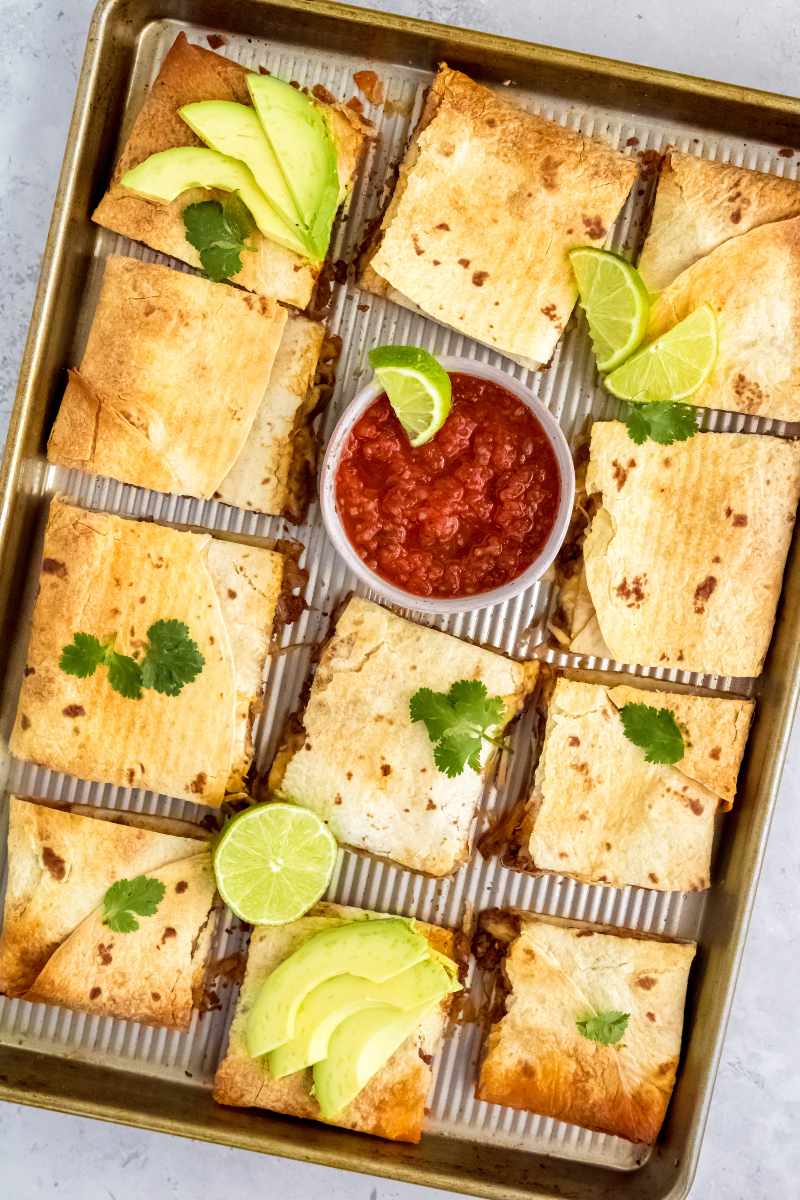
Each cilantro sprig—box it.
[619,702,685,765]
[623,400,699,446]
[60,620,204,701]
[102,875,166,933]
[183,194,256,282]
[410,680,509,778]
[576,1010,630,1046]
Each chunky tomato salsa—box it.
[335,372,561,598]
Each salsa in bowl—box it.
[320,356,575,614]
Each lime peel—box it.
[569,247,650,373]
[213,802,337,925]
[604,304,718,404]
[368,344,452,447]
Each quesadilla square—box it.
[638,150,800,292]
[360,65,637,368]
[0,797,217,1029]
[519,677,753,892]
[269,596,539,876]
[635,152,800,420]
[213,902,455,1142]
[474,909,696,1144]
[641,217,800,422]
[11,498,292,805]
[47,257,329,519]
[93,33,371,309]
[559,421,800,677]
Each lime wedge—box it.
[569,247,650,372]
[213,803,337,925]
[368,345,452,447]
[604,305,718,404]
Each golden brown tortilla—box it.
[476,911,695,1143]
[638,149,800,290]
[644,217,800,421]
[362,65,636,367]
[215,314,326,518]
[526,678,753,892]
[0,796,216,1029]
[48,256,288,498]
[270,596,539,876]
[10,499,285,804]
[573,422,800,676]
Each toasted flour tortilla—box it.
[93,34,371,308]
[638,149,800,290]
[48,258,329,518]
[361,65,636,367]
[526,678,753,892]
[569,422,800,677]
[270,596,539,876]
[215,314,326,518]
[48,256,288,499]
[643,217,800,421]
[0,797,216,1028]
[476,910,695,1143]
[213,902,455,1142]
[10,499,285,804]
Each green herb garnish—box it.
[183,194,256,282]
[623,400,699,446]
[60,632,110,679]
[105,648,146,700]
[619,702,685,765]
[102,875,166,933]
[409,680,509,778]
[60,620,204,701]
[576,1010,630,1045]
[140,619,206,697]
[61,632,143,699]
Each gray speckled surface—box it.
[1,1,799,1197]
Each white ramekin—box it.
[319,356,576,615]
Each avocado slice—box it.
[178,101,313,254]
[246,918,430,1057]
[313,1002,435,1118]
[121,146,313,260]
[246,74,340,260]
[268,957,457,1079]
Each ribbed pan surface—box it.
[1,16,797,1174]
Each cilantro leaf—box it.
[447,679,506,728]
[140,619,205,696]
[183,195,256,282]
[622,403,651,446]
[59,633,108,678]
[623,401,699,446]
[410,679,509,777]
[106,651,143,700]
[619,702,685,764]
[433,731,481,779]
[102,875,166,933]
[409,687,457,742]
[576,1010,630,1045]
[60,619,204,700]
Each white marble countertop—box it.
[1,1,798,1197]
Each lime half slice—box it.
[368,345,452,447]
[605,304,718,404]
[213,803,337,925]
[569,247,650,372]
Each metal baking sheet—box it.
[1,3,799,1198]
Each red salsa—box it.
[335,372,561,598]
